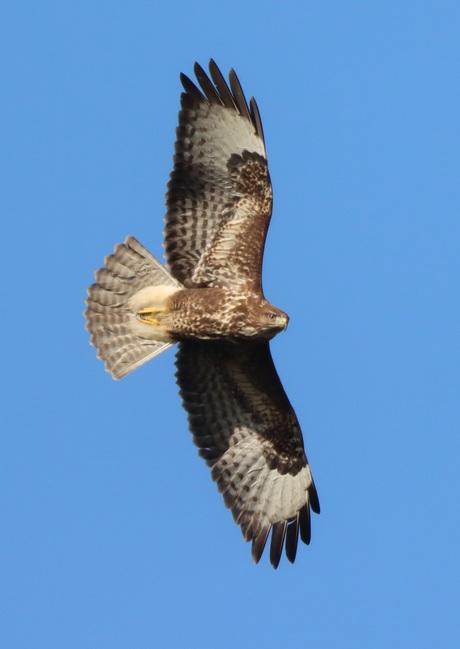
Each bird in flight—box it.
[85,60,319,568]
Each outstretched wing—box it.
[164,60,272,292]
[175,340,320,568]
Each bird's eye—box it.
[268,312,277,320]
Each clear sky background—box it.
[2,2,459,647]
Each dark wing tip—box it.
[193,61,221,105]
[270,521,287,569]
[252,505,315,568]
[208,58,237,110]
[180,72,205,102]
[255,490,319,567]
[249,97,265,142]
[309,478,321,515]
[285,515,300,564]
[252,526,270,565]
[228,68,252,123]
[179,60,264,141]
[299,503,312,545]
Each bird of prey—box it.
[85,60,319,568]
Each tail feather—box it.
[85,236,182,379]
[96,329,171,379]
[93,267,127,293]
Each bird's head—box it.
[240,298,289,340]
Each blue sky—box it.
[2,1,459,647]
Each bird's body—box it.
[138,285,288,342]
[85,60,319,567]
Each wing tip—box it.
[249,498,318,569]
[179,59,264,141]
[251,526,270,565]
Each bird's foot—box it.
[136,306,168,326]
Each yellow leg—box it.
[136,306,168,326]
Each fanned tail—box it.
[85,236,182,379]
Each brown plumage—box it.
[85,60,319,568]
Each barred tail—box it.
[85,236,182,379]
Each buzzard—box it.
[85,60,319,568]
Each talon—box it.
[136,306,168,326]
